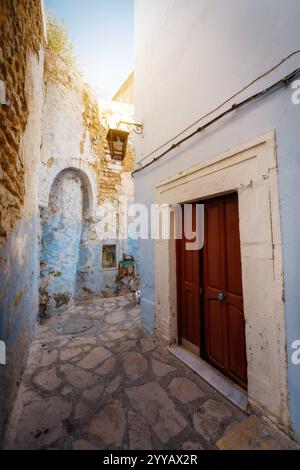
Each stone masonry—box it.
[0,0,46,442]
[0,1,138,444]
[0,0,44,241]
[39,46,138,316]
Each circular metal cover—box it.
[55,318,94,335]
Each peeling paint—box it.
[54,293,71,309]
[0,1,45,442]
[39,48,139,312]
[13,291,25,308]
[46,157,54,168]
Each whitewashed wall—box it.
[134,0,300,439]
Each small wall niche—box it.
[102,244,117,270]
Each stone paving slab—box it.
[217,416,298,450]
[4,295,298,450]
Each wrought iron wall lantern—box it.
[106,128,129,161]
[106,121,143,161]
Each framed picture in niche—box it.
[119,258,135,278]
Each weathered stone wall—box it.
[39,48,138,313]
[0,0,138,443]
[0,0,43,241]
[40,170,85,316]
[82,93,135,206]
[0,0,45,442]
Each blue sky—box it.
[45,0,134,99]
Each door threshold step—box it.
[168,345,248,412]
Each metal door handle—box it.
[217,292,226,302]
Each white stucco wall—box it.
[134,0,300,438]
[135,0,300,161]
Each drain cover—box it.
[55,318,95,335]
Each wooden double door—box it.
[177,193,247,389]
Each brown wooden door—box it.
[176,204,201,351]
[202,193,247,388]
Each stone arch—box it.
[39,158,98,217]
[48,167,94,219]
[39,167,100,318]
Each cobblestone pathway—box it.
[4,296,298,450]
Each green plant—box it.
[46,15,80,72]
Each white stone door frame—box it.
[155,131,289,430]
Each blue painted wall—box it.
[0,214,39,440]
[40,169,102,316]
[40,170,83,316]
[76,219,101,298]
[277,94,300,440]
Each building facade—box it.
[134,0,300,439]
[39,48,138,317]
[0,0,138,442]
[0,0,46,441]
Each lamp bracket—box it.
[118,120,144,135]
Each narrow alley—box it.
[4,295,296,450]
[1,0,300,456]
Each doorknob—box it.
[217,292,226,301]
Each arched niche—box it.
[39,168,100,318]
[39,159,98,218]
